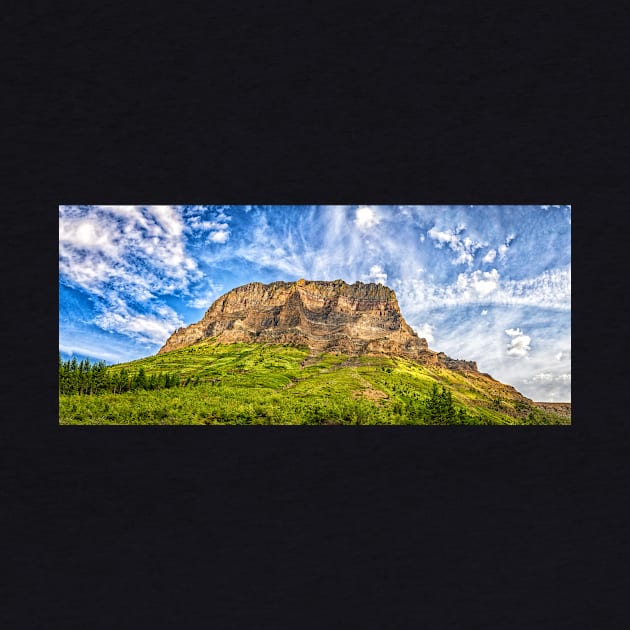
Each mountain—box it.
[58,279,570,425]
[159,279,476,370]
[153,279,568,421]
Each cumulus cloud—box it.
[406,302,570,401]
[354,206,380,230]
[413,322,435,344]
[455,269,500,298]
[185,205,232,243]
[482,249,497,263]
[365,264,388,285]
[427,225,484,266]
[208,230,230,243]
[505,328,531,357]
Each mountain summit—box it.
[158,279,476,370]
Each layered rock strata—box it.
[158,279,477,371]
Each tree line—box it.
[59,355,187,395]
[59,355,480,423]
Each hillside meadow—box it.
[58,342,569,426]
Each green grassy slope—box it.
[59,341,570,425]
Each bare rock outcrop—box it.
[158,279,476,371]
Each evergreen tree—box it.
[423,383,458,424]
[119,368,130,393]
[69,357,78,394]
[134,367,148,390]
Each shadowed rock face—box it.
[158,279,477,370]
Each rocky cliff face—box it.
[158,279,477,370]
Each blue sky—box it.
[59,205,571,401]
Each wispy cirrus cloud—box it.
[523,371,572,402]
[92,295,185,345]
[186,280,226,309]
[394,265,570,313]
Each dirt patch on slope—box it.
[352,388,389,403]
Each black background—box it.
[3,1,628,628]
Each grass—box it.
[59,341,570,425]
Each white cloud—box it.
[502,266,571,310]
[148,205,184,237]
[187,282,225,309]
[208,230,230,243]
[482,249,496,263]
[59,205,571,400]
[396,265,570,313]
[186,206,232,243]
[520,369,571,402]
[94,300,184,345]
[505,328,531,357]
[409,303,570,402]
[227,212,309,277]
[355,206,380,230]
[413,322,434,344]
[427,228,450,245]
[471,269,500,297]
[59,205,204,347]
[526,372,571,385]
[454,269,500,298]
[497,233,515,261]
[59,341,124,363]
[427,225,484,266]
[522,371,571,404]
[59,205,201,296]
[365,264,388,285]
